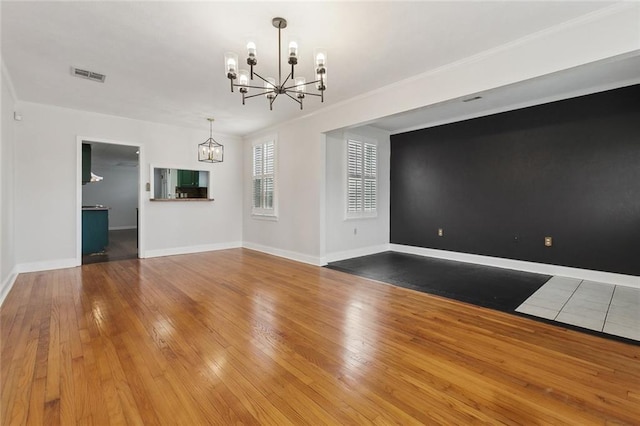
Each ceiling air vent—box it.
[71,67,106,83]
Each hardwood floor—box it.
[2,249,639,424]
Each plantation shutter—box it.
[347,139,377,215]
[252,140,276,213]
[347,140,363,212]
[363,143,377,212]
[263,141,275,209]
[253,144,263,209]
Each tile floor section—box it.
[516,276,640,342]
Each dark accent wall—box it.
[390,84,640,276]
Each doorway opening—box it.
[80,140,140,265]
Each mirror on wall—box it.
[151,167,211,200]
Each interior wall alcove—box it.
[390,83,640,276]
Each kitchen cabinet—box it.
[82,143,91,184]
[178,169,199,187]
[82,207,108,254]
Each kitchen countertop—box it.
[150,198,214,202]
[82,205,110,211]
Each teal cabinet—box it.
[178,169,199,187]
[82,209,108,254]
[82,144,91,184]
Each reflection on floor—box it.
[82,228,138,265]
[516,276,640,342]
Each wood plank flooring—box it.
[2,248,639,424]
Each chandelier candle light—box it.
[198,118,224,163]
[225,17,327,110]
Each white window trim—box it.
[345,133,378,220]
[251,135,278,219]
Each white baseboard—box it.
[390,244,640,289]
[144,241,242,259]
[0,267,19,308]
[322,244,390,265]
[16,258,79,274]
[109,226,137,231]
[242,242,323,266]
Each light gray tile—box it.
[516,303,559,320]
[605,313,640,329]
[605,305,640,328]
[537,286,575,298]
[611,286,640,307]
[603,322,640,341]
[555,312,604,331]
[612,285,640,296]
[563,297,609,313]
[580,280,615,291]
[607,303,639,316]
[574,285,614,297]
[571,289,614,304]
[561,303,608,319]
[543,276,581,291]
[522,295,568,311]
[531,286,574,300]
[610,296,640,309]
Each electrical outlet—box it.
[544,236,553,247]
[438,228,444,237]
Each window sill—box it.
[252,213,279,221]
[344,213,378,221]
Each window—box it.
[252,139,276,216]
[347,138,377,217]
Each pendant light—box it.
[198,118,224,163]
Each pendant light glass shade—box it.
[198,118,224,163]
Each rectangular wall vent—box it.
[71,67,106,83]
[462,96,482,103]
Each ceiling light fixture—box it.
[198,118,224,163]
[225,17,327,110]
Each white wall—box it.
[14,102,243,269]
[242,3,640,266]
[242,124,326,265]
[1,63,17,303]
[324,126,390,262]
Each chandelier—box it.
[198,118,223,163]
[224,17,326,110]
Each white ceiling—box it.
[369,53,640,134]
[1,1,623,136]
